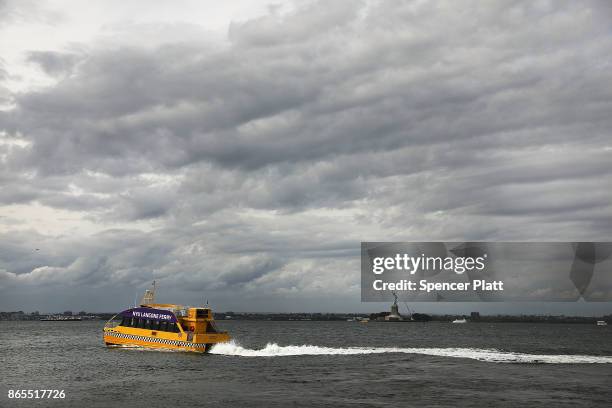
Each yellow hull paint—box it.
[103,327,230,353]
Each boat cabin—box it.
[110,304,222,342]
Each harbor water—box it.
[1,320,612,407]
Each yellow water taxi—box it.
[103,282,230,353]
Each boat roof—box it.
[140,303,211,310]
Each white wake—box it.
[209,341,612,364]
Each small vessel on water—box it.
[40,316,82,321]
[452,318,467,324]
[596,320,608,326]
[103,282,230,353]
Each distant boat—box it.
[596,320,608,326]
[40,316,82,321]
[452,318,467,324]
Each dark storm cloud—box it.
[27,51,81,76]
[0,225,293,309]
[6,5,612,176]
[0,183,39,205]
[1,0,612,312]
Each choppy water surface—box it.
[2,320,612,407]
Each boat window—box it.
[150,320,160,331]
[159,321,168,332]
[130,317,136,327]
[196,309,209,318]
[120,316,128,326]
[206,321,218,333]
[144,319,152,330]
[137,318,145,329]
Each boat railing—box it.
[103,313,121,329]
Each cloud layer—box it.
[1,0,611,312]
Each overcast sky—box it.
[1,0,611,315]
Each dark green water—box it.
[1,320,612,407]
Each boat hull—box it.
[103,329,229,353]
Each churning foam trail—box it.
[210,341,612,364]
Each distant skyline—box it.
[1,1,612,315]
